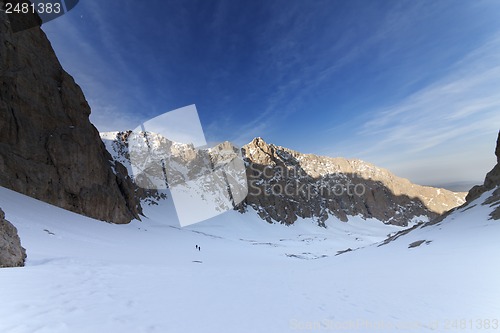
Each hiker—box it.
[196,245,198,250]
[198,246,201,251]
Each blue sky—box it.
[42,0,500,187]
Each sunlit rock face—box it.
[240,138,466,226]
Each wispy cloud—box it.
[347,33,500,184]
[42,1,173,132]
[215,1,429,146]
[360,34,500,148]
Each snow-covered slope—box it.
[1,185,498,333]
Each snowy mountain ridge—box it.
[241,137,466,226]
[100,131,465,228]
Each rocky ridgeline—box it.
[101,131,245,213]
[0,8,141,223]
[103,133,466,227]
[240,138,466,226]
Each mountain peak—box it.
[249,137,269,148]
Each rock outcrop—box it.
[0,208,26,268]
[464,131,500,219]
[241,138,466,226]
[0,4,141,223]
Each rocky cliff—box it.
[0,5,141,223]
[464,131,500,220]
[0,208,26,267]
[241,138,465,226]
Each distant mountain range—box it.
[425,181,482,192]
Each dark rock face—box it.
[0,208,26,268]
[241,138,466,226]
[465,131,500,219]
[0,8,141,223]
